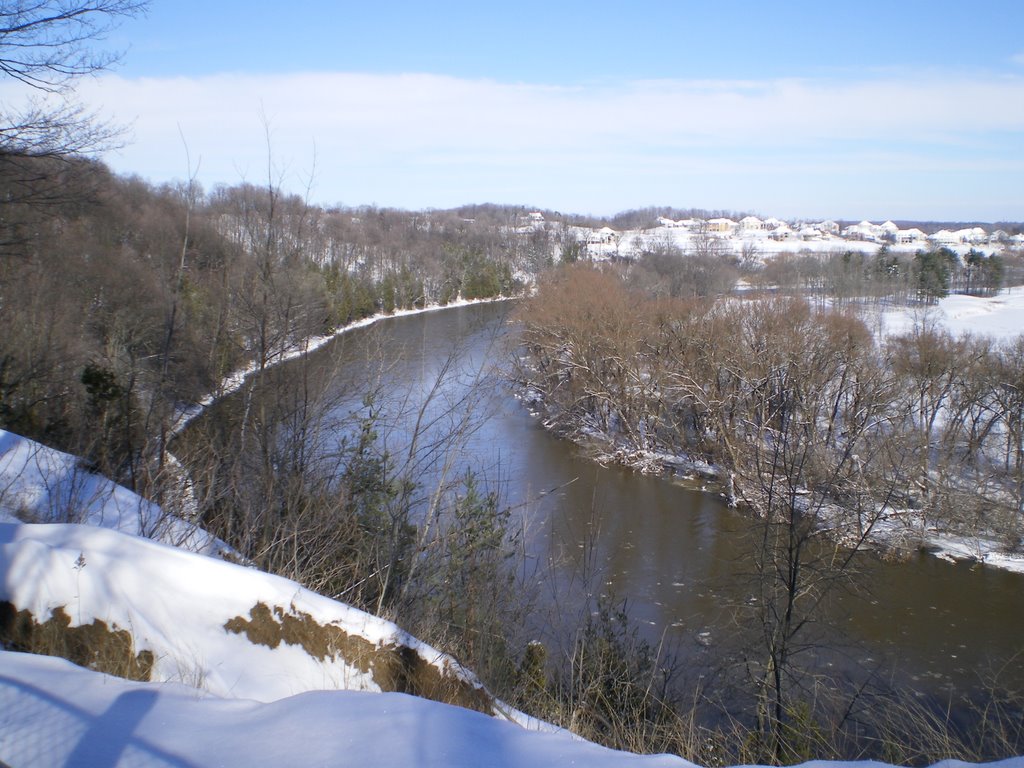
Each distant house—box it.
[956,227,988,244]
[842,221,881,241]
[657,216,680,228]
[763,217,786,231]
[516,211,545,230]
[738,215,765,231]
[770,224,794,241]
[896,228,926,244]
[587,226,618,245]
[799,226,821,241]
[706,217,736,233]
[930,229,959,246]
[880,220,899,235]
[816,220,840,235]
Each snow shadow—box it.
[0,673,192,767]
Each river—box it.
[216,300,1024,713]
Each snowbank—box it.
[5,649,1023,767]
[0,520,490,706]
[0,650,694,767]
[0,429,227,557]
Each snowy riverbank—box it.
[171,294,519,436]
[516,287,1024,575]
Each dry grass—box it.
[0,601,153,681]
[224,601,494,714]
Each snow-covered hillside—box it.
[0,429,226,556]
[2,433,1023,766]
[0,429,685,766]
[0,521,491,705]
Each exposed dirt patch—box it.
[0,601,154,681]
[225,601,493,714]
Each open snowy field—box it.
[875,286,1024,339]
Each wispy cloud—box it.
[8,70,1022,217]
[1011,51,1024,66]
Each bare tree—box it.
[1,0,146,152]
[1,0,147,246]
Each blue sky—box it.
[26,0,1024,219]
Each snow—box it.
[0,431,496,702]
[865,509,1024,575]
[875,287,1024,339]
[5,649,1024,768]
[0,650,694,768]
[0,429,228,557]
[0,519,493,702]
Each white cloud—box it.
[6,70,1023,217]
[1011,51,1024,66]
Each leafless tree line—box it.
[517,264,1024,552]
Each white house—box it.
[587,226,618,244]
[738,215,765,231]
[516,211,546,232]
[930,229,959,246]
[896,228,926,244]
[955,227,988,244]
[842,221,881,241]
[706,217,737,233]
[816,220,840,235]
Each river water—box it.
[234,301,1024,709]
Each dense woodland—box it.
[0,157,529,481]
